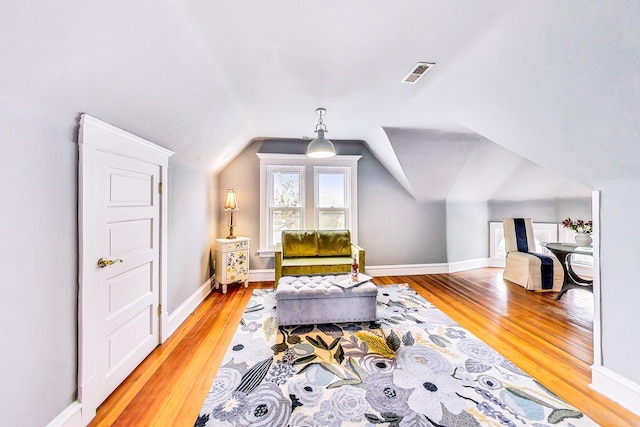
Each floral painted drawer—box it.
[214,237,250,294]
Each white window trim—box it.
[256,153,361,256]
[266,164,305,249]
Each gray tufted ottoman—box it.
[276,275,378,326]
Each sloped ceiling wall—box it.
[385,127,591,202]
[3,1,633,200]
[421,2,640,188]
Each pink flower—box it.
[562,217,593,234]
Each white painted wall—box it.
[0,110,78,424]
[598,179,640,385]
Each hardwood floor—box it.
[89,269,640,426]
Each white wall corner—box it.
[45,401,83,427]
[591,364,640,416]
[167,276,214,337]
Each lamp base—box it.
[226,212,237,239]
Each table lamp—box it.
[224,188,239,239]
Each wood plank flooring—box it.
[89,269,640,426]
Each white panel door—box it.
[79,147,161,421]
[101,154,160,394]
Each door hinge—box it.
[158,304,162,317]
[158,182,163,194]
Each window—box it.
[268,166,304,245]
[315,168,349,230]
[257,154,360,255]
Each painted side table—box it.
[214,237,250,294]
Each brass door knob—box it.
[97,257,123,268]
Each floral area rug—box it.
[194,284,596,426]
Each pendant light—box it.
[306,107,336,158]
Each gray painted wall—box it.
[217,139,449,269]
[445,198,593,263]
[0,111,78,425]
[489,199,592,223]
[599,180,640,385]
[217,140,265,269]
[358,152,447,265]
[217,141,593,269]
[167,162,214,312]
[446,201,490,263]
[0,114,214,424]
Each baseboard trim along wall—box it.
[167,276,215,337]
[252,259,489,280]
[45,401,82,427]
[249,269,275,282]
[366,263,449,276]
[591,365,640,416]
[447,258,489,273]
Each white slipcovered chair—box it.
[503,218,564,291]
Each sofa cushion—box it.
[281,257,353,277]
[282,256,352,268]
[317,230,352,257]
[282,230,318,257]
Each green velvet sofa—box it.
[274,230,365,285]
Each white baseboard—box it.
[488,258,505,268]
[167,276,213,337]
[46,401,82,427]
[353,263,450,276]
[447,258,489,273]
[249,269,275,282]
[251,259,492,281]
[49,279,216,427]
[591,365,640,416]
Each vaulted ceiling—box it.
[3,1,638,201]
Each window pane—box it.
[273,172,301,207]
[272,210,301,244]
[318,173,345,207]
[319,210,346,230]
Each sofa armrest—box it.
[275,243,283,286]
[351,243,365,274]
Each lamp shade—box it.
[306,129,336,158]
[224,188,239,211]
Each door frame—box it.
[77,114,174,424]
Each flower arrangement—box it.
[562,217,593,234]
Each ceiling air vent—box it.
[402,62,435,84]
